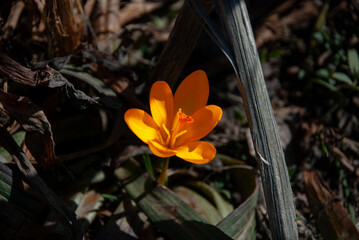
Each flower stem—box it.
[157,157,170,185]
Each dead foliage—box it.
[0,0,358,239]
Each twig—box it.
[2,0,25,40]
[332,146,359,177]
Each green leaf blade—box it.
[332,72,353,85]
[115,158,232,240]
[348,49,359,76]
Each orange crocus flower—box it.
[124,70,222,164]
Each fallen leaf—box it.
[0,53,120,109]
[303,171,359,240]
[0,89,56,169]
[75,190,104,232]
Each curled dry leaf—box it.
[0,52,67,88]
[0,89,56,169]
[0,53,120,109]
[303,171,359,240]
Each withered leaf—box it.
[0,53,121,109]
[0,89,56,169]
[0,52,66,87]
[303,171,359,240]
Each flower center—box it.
[161,108,194,149]
[176,108,194,129]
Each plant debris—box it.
[0,0,358,239]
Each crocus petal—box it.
[150,81,174,129]
[148,140,177,158]
[175,105,222,147]
[124,109,159,144]
[174,70,209,116]
[175,141,216,164]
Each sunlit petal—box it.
[175,141,216,164]
[175,105,222,147]
[174,70,209,116]
[124,109,159,144]
[150,81,174,129]
[148,140,177,158]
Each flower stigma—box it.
[161,108,194,149]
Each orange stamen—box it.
[176,109,194,130]
[169,108,194,148]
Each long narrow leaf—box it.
[348,48,359,76]
[115,158,232,240]
[203,0,298,238]
[215,155,258,239]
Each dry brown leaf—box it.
[0,53,118,109]
[0,53,66,88]
[0,89,56,169]
[75,190,104,232]
[303,171,359,240]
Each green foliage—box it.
[287,165,300,189]
[260,48,284,63]
[348,48,359,76]
[115,157,259,240]
[153,15,166,28]
[233,108,245,121]
[101,193,119,201]
[0,131,26,163]
[334,158,356,223]
[143,150,154,177]
[332,72,353,85]
[287,165,297,182]
[213,178,231,200]
[320,140,329,157]
[308,16,359,96]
